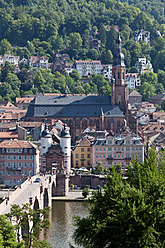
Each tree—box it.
[1,61,16,82]
[0,215,25,248]
[7,204,51,248]
[68,32,82,59]
[5,73,21,91]
[82,185,90,198]
[140,82,155,101]
[74,149,165,247]
[0,39,12,55]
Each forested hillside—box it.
[118,0,165,24]
[0,0,164,102]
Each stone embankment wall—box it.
[69,174,106,189]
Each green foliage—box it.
[161,100,165,111]
[7,204,50,248]
[95,162,104,175]
[82,185,90,198]
[74,149,165,247]
[0,215,25,247]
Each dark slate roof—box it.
[149,93,165,101]
[26,95,125,118]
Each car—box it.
[34,178,40,183]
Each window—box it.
[7,149,10,153]
[24,148,27,153]
[18,156,22,160]
[13,156,16,160]
[81,148,84,152]
[132,148,134,151]
[114,148,116,151]
[96,155,98,159]
[81,154,84,159]
[29,156,33,160]
[87,154,90,158]
[24,156,28,160]
[99,148,102,152]
[2,148,5,153]
[108,148,112,151]
[100,155,102,159]
[87,161,90,165]
[96,148,98,151]
[13,149,16,153]
[29,149,33,153]
[103,148,106,151]
[108,141,112,144]
[7,155,11,160]
[76,161,79,165]
[118,148,120,151]
[18,149,22,153]
[75,154,78,158]
[87,148,90,152]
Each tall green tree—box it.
[74,149,165,248]
[0,215,25,248]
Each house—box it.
[3,54,20,67]
[135,58,153,74]
[92,122,144,168]
[126,73,141,88]
[16,97,34,109]
[133,29,150,43]
[75,60,102,77]
[29,56,48,69]
[128,90,142,106]
[0,139,40,186]
[72,137,93,168]
[149,93,165,106]
[88,31,102,52]
[101,64,112,79]
[52,51,70,74]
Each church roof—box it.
[26,95,125,118]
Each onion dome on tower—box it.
[41,123,51,138]
[113,34,125,67]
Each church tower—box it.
[111,34,128,115]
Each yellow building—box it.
[72,137,93,168]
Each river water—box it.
[45,201,89,248]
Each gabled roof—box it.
[0,140,37,149]
[129,90,142,97]
[76,137,92,147]
[26,95,125,118]
[149,93,165,101]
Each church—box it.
[26,35,136,142]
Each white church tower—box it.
[60,123,71,174]
[41,123,52,172]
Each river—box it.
[45,201,89,248]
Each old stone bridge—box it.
[0,174,58,215]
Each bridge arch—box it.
[21,214,29,241]
[43,188,49,208]
[52,181,56,197]
[33,198,39,210]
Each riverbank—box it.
[52,189,93,201]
